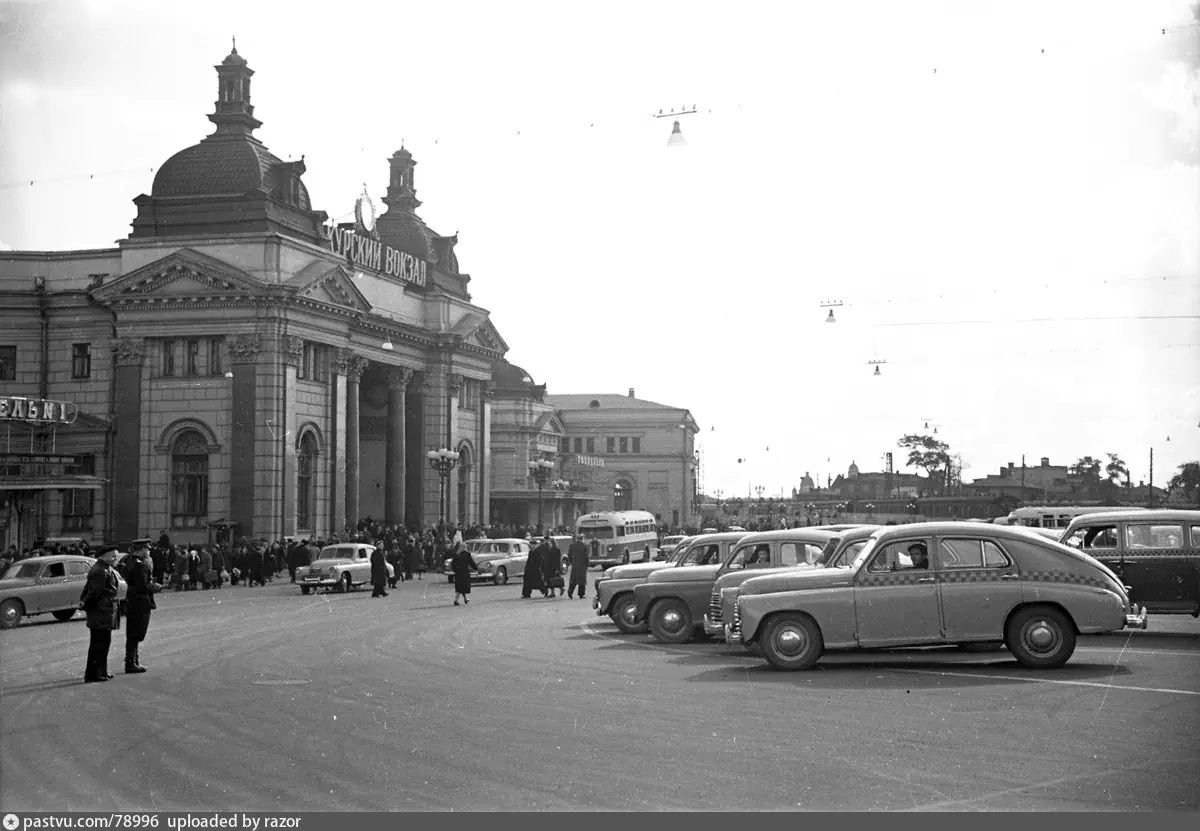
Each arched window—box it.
[171,430,209,529]
[613,479,633,512]
[297,432,318,531]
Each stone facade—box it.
[0,48,506,550]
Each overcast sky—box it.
[1,0,1197,499]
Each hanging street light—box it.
[528,458,556,534]
[426,448,460,527]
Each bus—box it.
[576,510,659,568]
[993,505,1147,530]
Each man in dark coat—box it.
[522,541,547,599]
[370,546,389,597]
[567,534,590,599]
[80,546,121,682]
[118,539,156,673]
[540,536,563,597]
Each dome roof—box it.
[152,136,281,198]
[492,360,534,388]
[378,216,435,260]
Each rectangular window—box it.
[573,438,582,453]
[632,437,641,454]
[560,437,570,453]
[0,345,15,380]
[1126,524,1185,549]
[186,339,200,376]
[586,438,595,454]
[606,437,615,454]
[71,343,91,379]
[619,437,628,454]
[161,340,175,377]
[62,489,94,531]
[208,338,223,376]
[299,342,327,383]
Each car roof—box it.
[685,532,750,543]
[9,554,93,563]
[1062,509,1200,526]
[729,527,845,545]
[470,538,528,545]
[870,521,1059,543]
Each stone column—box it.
[280,336,303,536]
[384,366,414,526]
[229,334,261,542]
[111,338,144,542]
[480,381,493,526]
[344,354,368,532]
[445,373,463,525]
[404,371,426,527]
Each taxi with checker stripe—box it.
[726,522,1147,671]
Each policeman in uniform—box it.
[119,538,156,673]
[81,546,121,682]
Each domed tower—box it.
[490,359,545,403]
[128,43,327,242]
[375,147,464,278]
[847,461,860,479]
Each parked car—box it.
[0,555,127,629]
[631,526,866,644]
[442,538,532,585]
[297,543,392,594]
[655,535,688,561]
[726,522,1147,671]
[595,532,746,634]
[705,525,880,638]
[1058,509,1200,616]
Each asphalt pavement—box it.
[1,572,1197,811]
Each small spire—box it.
[232,36,237,54]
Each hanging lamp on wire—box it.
[821,300,843,323]
[382,335,395,351]
[868,359,887,376]
[667,120,686,147]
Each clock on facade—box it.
[354,189,377,233]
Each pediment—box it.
[449,312,508,354]
[92,248,263,303]
[288,261,372,313]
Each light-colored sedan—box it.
[727,522,1147,670]
[298,543,392,594]
[443,538,532,585]
[0,555,127,629]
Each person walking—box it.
[118,539,156,674]
[370,545,389,597]
[449,541,478,606]
[540,536,563,597]
[567,534,590,599]
[522,539,547,599]
[80,546,121,682]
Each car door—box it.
[936,536,1022,641]
[510,543,528,578]
[853,537,941,647]
[66,560,91,610]
[1121,522,1187,609]
[32,561,71,613]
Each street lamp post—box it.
[551,478,571,531]
[426,448,460,528]
[528,459,555,533]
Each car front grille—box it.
[730,601,742,635]
[708,588,722,625]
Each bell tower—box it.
[209,38,262,136]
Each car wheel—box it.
[1005,605,1076,669]
[447,575,455,583]
[648,598,693,644]
[52,609,78,622]
[760,613,823,670]
[493,567,508,586]
[333,574,348,593]
[300,586,312,595]
[0,599,24,629]
[611,594,648,635]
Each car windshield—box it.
[827,539,870,568]
[681,543,722,566]
[3,561,43,579]
[317,547,359,560]
[580,528,614,540]
[849,537,879,571]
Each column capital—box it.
[384,366,415,390]
[282,335,304,367]
[347,355,369,380]
[112,338,145,367]
[230,334,262,365]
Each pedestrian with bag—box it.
[80,546,121,683]
[449,541,478,606]
[118,539,156,674]
[567,534,590,599]
[540,536,564,597]
[522,539,547,599]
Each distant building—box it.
[547,389,699,530]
